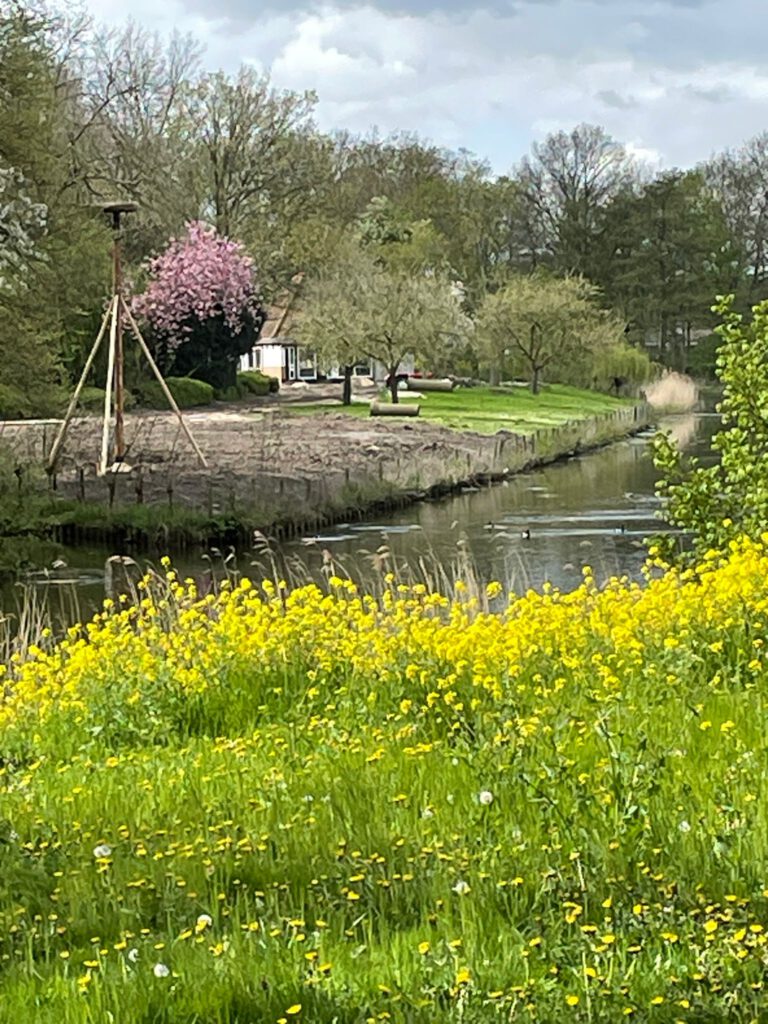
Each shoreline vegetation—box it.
[1,537,767,1021]
[0,386,653,559]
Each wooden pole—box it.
[120,298,209,469]
[99,297,118,475]
[47,296,115,473]
[113,229,126,461]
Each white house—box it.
[240,274,319,382]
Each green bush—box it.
[77,387,137,413]
[139,377,214,410]
[215,382,248,402]
[237,370,279,395]
[0,384,33,419]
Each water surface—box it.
[2,410,717,629]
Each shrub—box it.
[0,384,32,419]
[0,382,65,419]
[78,386,106,411]
[653,294,768,563]
[139,377,214,410]
[237,370,279,396]
[214,383,247,402]
[76,387,136,413]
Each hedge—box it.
[139,377,214,410]
[237,370,279,396]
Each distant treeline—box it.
[1,3,763,413]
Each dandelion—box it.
[678,820,691,833]
[92,844,112,859]
[452,879,471,895]
[127,948,140,963]
[478,790,494,806]
[153,963,170,978]
[195,914,212,932]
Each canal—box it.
[1,408,718,631]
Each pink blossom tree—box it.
[133,221,264,390]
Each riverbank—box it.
[0,387,652,552]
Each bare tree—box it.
[197,69,318,239]
[71,21,204,254]
[515,123,644,274]
[703,134,768,304]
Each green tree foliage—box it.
[653,295,768,564]
[0,4,111,415]
[8,0,768,420]
[596,171,738,369]
[476,274,630,394]
[296,243,470,403]
[356,195,451,275]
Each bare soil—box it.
[0,382,647,531]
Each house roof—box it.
[257,272,304,345]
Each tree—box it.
[69,21,204,261]
[292,245,367,406]
[653,294,768,564]
[476,274,627,394]
[595,171,738,368]
[356,195,450,275]
[515,123,643,275]
[0,2,113,416]
[133,221,264,390]
[191,69,331,301]
[296,244,470,404]
[703,135,768,306]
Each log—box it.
[370,401,420,417]
[406,377,454,392]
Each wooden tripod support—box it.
[46,293,208,475]
[47,200,208,476]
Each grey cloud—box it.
[177,0,716,21]
[683,84,736,104]
[596,89,639,110]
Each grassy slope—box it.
[289,384,630,434]
[1,543,768,1022]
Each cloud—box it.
[79,0,768,172]
[172,0,720,18]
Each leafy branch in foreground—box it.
[653,294,768,563]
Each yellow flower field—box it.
[2,539,768,1021]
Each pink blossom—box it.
[133,222,259,351]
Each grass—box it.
[290,383,631,434]
[1,538,768,1021]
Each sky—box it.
[79,0,768,173]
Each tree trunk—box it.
[342,365,353,406]
[389,367,400,404]
[531,366,541,395]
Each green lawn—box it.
[289,384,630,434]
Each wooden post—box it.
[99,298,118,475]
[113,235,126,461]
[46,297,115,473]
[121,299,208,469]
